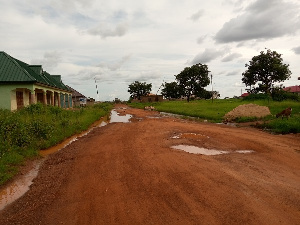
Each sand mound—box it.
[224,104,271,122]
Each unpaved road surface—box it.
[1,105,300,225]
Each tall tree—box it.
[242,49,292,94]
[128,81,152,100]
[175,63,210,102]
[161,82,182,100]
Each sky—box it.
[1,0,300,101]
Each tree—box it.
[175,63,210,102]
[128,81,152,100]
[161,82,182,100]
[242,49,292,94]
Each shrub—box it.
[272,90,299,101]
[243,93,270,101]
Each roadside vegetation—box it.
[128,98,300,134]
[0,102,113,185]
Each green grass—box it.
[130,99,248,122]
[128,99,300,134]
[0,102,113,185]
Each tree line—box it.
[128,49,294,101]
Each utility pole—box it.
[211,74,213,103]
[95,78,99,102]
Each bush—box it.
[271,90,299,101]
[243,92,299,102]
[243,93,270,101]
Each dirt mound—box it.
[224,103,271,122]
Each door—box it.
[16,91,24,109]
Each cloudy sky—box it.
[1,0,300,100]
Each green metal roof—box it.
[0,51,35,82]
[0,51,70,92]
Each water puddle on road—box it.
[172,145,254,155]
[110,109,132,123]
[172,145,228,155]
[0,160,43,210]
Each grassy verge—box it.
[128,99,300,134]
[0,102,113,185]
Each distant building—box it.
[131,94,163,103]
[114,98,121,103]
[66,85,95,106]
[283,85,300,95]
[240,93,249,98]
[140,94,163,103]
[0,51,72,111]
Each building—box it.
[241,93,250,98]
[66,85,95,107]
[140,94,163,103]
[283,85,300,95]
[0,51,72,111]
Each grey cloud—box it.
[44,0,94,12]
[196,35,207,44]
[88,23,128,38]
[112,10,128,22]
[292,46,300,55]
[30,51,61,69]
[77,69,102,81]
[125,71,161,83]
[97,55,132,71]
[221,53,242,62]
[190,48,227,64]
[215,0,300,43]
[225,70,241,76]
[189,10,204,22]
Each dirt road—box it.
[1,105,300,225]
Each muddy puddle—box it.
[172,145,254,155]
[0,109,132,211]
[110,109,132,123]
[0,160,43,210]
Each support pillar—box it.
[58,93,61,108]
[51,92,55,106]
[43,91,47,105]
[30,91,36,104]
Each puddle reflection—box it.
[172,145,228,155]
[110,110,132,123]
[172,145,255,156]
[0,160,43,210]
